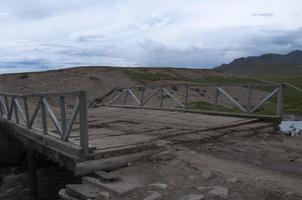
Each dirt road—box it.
[98,132,302,200]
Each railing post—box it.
[4,95,9,119]
[160,86,164,108]
[60,96,66,136]
[184,84,189,110]
[276,83,284,116]
[40,97,48,134]
[23,96,30,128]
[247,85,252,113]
[0,96,3,116]
[123,90,129,105]
[213,87,219,111]
[79,91,89,157]
[13,97,20,123]
[140,88,145,107]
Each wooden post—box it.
[184,84,189,110]
[0,96,3,116]
[7,97,14,120]
[247,85,252,113]
[28,149,37,197]
[23,97,30,128]
[123,90,129,105]
[276,83,284,116]
[60,96,66,136]
[214,87,219,110]
[13,97,20,123]
[79,91,89,157]
[160,86,164,108]
[4,95,9,119]
[140,88,145,107]
[40,97,48,134]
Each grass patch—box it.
[124,70,181,81]
[125,69,302,115]
[255,75,302,115]
[125,69,260,84]
[188,101,240,113]
[189,101,277,115]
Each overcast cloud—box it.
[0,0,301,73]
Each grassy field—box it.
[125,69,302,116]
[124,69,261,84]
[256,75,302,116]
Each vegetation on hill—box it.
[0,65,300,116]
[217,50,302,75]
[123,68,259,84]
[255,75,302,116]
[124,68,302,116]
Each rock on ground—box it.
[208,186,229,199]
[143,191,161,200]
[149,151,176,162]
[180,194,204,200]
[149,182,168,190]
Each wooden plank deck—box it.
[1,105,278,175]
[67,107,259,157]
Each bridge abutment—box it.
[0,123,26,166]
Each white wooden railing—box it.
[0,91,89,156]
[91,83,284,116]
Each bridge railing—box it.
[0,91,89,156]
[91,83,284,117]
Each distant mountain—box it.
[216,50,302,75]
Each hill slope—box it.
[216,50,302,75]
[0,66,233,104]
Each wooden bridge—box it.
[0,83,284,194]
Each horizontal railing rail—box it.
[0,90,89,157]
[92,83,284,117]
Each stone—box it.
[188,151,197,155]
[208,186,229,199]
[94,170,120,182]
[187,163,200,171]
[254,161,263,166]
[197,186,229,199]
[227,178,238,184]
[283,192,302,199]
[143,191,161,200]
[58,189,79,200]
[82,176,141,195]
[66,184,100,200]
[96,192,111,200]
[174,145,186,151]
[201,170,212,179]
[197,186,213,192]
[149,182,168,190]
[149,150,175,162]
[180,194,204,200]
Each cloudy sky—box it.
[0,0,301,73]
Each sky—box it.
[0,0,301,73]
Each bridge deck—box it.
[0,85,281,176]
[65,107,258,157]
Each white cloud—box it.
[0,0,301,72]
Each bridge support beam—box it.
[27,149,37,197]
